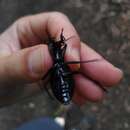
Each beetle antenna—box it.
[64,59,102,65]
[65,35,76,42]
[60,28,65,41]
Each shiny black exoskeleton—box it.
[42,29,106,105]
[43,29,74,105]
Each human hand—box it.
[0,12,123,105]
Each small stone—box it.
[126,10,130,20]
[128,86,130,92]
[124,122,129,128]
[28,102,35,109]
[111,24,121,37]
[121,13,129,22]
[69,0,83,8]
[91,105,99,112]
[75,0,83,8]
[100,3,108,12]
[112,0,123,3]
[106,49,113,56]
[124,100,130,113]
[109,11,116,17]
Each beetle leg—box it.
[61,44,67,56]
[63,71,80,77]
[64,59,101,65]
[38,80,54,99]
[42,68,53,80]
[38,68,54,99]
[62,59,101,77]
[43,84,54,99]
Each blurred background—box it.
[0,0,130,130]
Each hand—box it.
[0,12,123,106]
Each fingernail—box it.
[115,67,123,80]
[28,48,43,77]
[71,48,80,59]
[70,63,80,71]
[69,49,80,71]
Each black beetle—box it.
[41,29,106,105]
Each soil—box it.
[0,0,129,130]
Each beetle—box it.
[41,29,106,105]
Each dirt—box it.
[0,0,129,130]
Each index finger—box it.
[80,42,123,86]
[16,12,81,62]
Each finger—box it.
[80,42,123,86]
[0,44,52,86]
[73,91,86,106]
[74,75,104,102]
[16,12,81,69]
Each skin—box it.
[0,12,123,106]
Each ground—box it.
[0,0,129,130]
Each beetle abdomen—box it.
[51,66,74,105]
[53,80,74,105]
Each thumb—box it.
[0,44,52,86]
